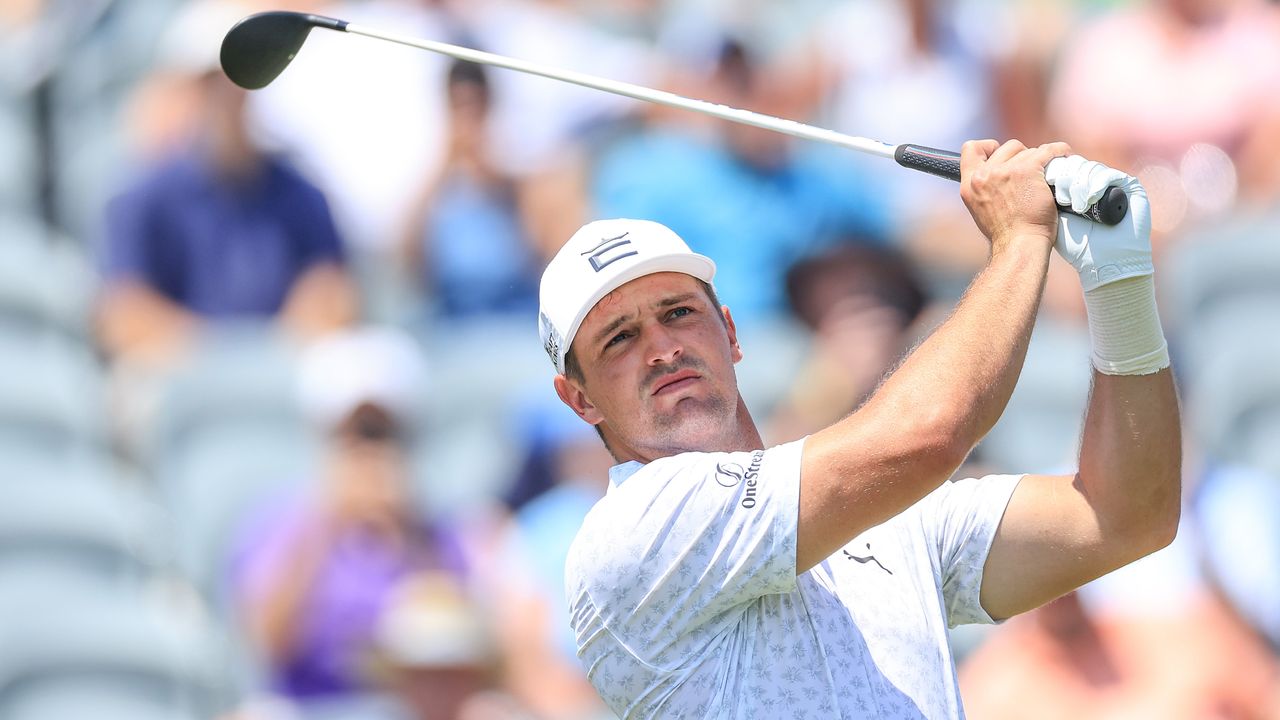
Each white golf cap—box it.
[297,326,427,430]
[157,0,254,76]
[538,218,715,374]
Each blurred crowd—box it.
[1,0,1278,718]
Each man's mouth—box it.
[651,369,701,396]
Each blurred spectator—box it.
[812,0,1007,166]
[247,0,455,254]
[807,0,1022,299]
[376,572,526,720]
[766,243,927,443]
[593,38,890,325]
[1193,462,1280,651]
[229,328,478,707]
[97,0,356,367]
[445,0,660,269]
[1049,0,1280,237]
[398,59,540,320]
[491,397,614,719]
[453,0,654,178]
[961,532,1280,719]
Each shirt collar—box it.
[607,461,644,489]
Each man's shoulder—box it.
[566,452,727,571]
[567,442,805,576]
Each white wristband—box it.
[1083,275,1170,375]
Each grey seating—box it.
[164,423,316,607]
[0,101,36,216]
[1165,208,1280,376]
[0,212,95,346]
[980,318,1092,475]
[0,591,230,720]
[145,327,319,605]
[0,334,107,463]
[0,471,163,593]
[148,325,307,475]
[415,316,547,513]
[1190,333,1280,478]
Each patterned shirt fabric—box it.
[565,438,1021,719]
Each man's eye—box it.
[606,332,630,348]
[668,306,693,319]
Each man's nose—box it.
[644,323,683,366]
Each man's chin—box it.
[650,397,730,447]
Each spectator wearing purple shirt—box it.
[230,328,475,702]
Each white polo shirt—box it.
[565,438,1021,719]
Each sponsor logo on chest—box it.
[714,450,766,508]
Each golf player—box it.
[537,140,1181,718]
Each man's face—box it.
[554,272,744,462]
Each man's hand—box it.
[960,140,1073,254]
[1045,156,1153,291]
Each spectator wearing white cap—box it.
[228,327,478,708]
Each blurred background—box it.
[1,0,1278,717]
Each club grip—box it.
[893,144,1128,226]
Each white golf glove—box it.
[1044,155,1152,292]
[1044,155,1168,375]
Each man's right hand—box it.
[959,139,1073,255]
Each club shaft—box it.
[344,23,897,160]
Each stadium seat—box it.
[0,591,230,720]
[43,0,181,240]
[1189,333,1280,478]
[0,212,95,349]
[0,472,163,594]
[415,316,546,513]
[148,324,307,475]
[0,98,36,215]
[163,423,317,607]
[0,334,106,462]
[1165,207,1280,376]
[980,318,1092,475]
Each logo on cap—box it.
[539,311,562,368]
[580,232,638,272]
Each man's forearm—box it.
[813,241,1051,521]
[1077,368,1181,555]
[866,239,1052,463]
[797,139,1071,571]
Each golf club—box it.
[220,11,1128,225]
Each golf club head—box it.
[220,11,347,89]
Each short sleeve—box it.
[572,439,803,664]
[916,473,1022,627]
[100,186,162,284]
[279,168,345,268]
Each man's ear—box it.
[553,374,604,425]
[722,305,743,363]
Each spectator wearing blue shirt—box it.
[399,58,540,321]
[98,0,356,364]
[592,39,890,325]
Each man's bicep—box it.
[979,472,1131,620]
[797,416,964,573]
